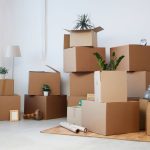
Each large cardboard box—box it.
[127,71,150,98]
[0,95,20,120]
[0,79,14,96]
[94,71,127,102]
[64,47,105,72]
[67,106,82,126]
[69,73,94,96]
[24,95,67,119]
[110,45,150,71]
[67,96,87,106]
[65,27,103,47]
[140,99,149,130]
[146,102,150,135]
[82,100,139,135]
[28,71,61,95]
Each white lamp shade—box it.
[5,45,21,57]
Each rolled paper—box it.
[72,124,88,133]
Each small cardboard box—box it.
[65,26,103,47]
[82,100,139,135]
[0,95,20,120]
[139,99,149,130]
[127,71,150,98]
[28,71,61,95]
[64,47,105,72]
[146,102,150,135]
[24,95,67,119]
[69,73,94,96]
[67,96,87,106]
[94,71,127,102]
[0,79,14,96]
[67,106,82,126]
[110,44,150,71]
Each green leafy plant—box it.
[0,67,8,74]
[74,14,94,30]
[42,84,51,92]
[93,52,125,71]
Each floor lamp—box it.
[5,45,21,79]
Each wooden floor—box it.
[41,126,150,142]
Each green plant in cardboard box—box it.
[42,84,51,96]
[74,14,94,30]
[93,52,125,70]
[0,67,8,79]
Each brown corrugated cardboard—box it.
[94,71,127,102]
[0,79,14,96]
[110,44,150,71]
[0,95,20,120]
[146,102,150,135]
[139,99,149,130]
[64,34,70,49]
[64,47,105,72]
[24,95,67,119]
[67,96,87,106]
[67,106,82,126]
[28,71,61,95]
[127,71,150,98]
[69,73,94,96]
[65,26,103,47]
[82,100,139,135]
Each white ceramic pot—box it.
[0,74,5,79]
[43,91,49,96]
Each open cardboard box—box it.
[64,26,103,47]
[94,71,127,102]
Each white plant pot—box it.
[43,91,49,96]
[0,74,5,79]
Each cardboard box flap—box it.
[64,26,104,33]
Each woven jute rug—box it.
[41,126,150,142]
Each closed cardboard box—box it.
[0,79,14,96]
[67,106,82,126]
[127,71,150,98]
[64,47,105,72]
[146,102,150,135]
[65,27,103,47]
[0,95,20,120]
[24,95,67,119]
[67,96,87,106]
[69,73,94,96]
[110,45,150,71]
[28,71,61,95]
[94,71,127,102]
[82,100,139,135]
[140,99,149,130]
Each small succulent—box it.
[0,67,8,74]
[93,52,125,71]
[42,84,51,92]
[74,14,94,30]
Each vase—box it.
[43,91,49,96]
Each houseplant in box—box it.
[42,84,51,96]
[0,67,8,79]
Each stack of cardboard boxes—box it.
[24,70,67,119]
[0,79,20,120]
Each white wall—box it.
[0,0,150,111]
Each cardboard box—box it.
[94,71,127,102]
[0,79,14,96]
[146,102,150,135]
[110,44,150,71]
[82,100,139,135]
[64,34,70,49]
[67,96,87,106]
[139,99,149,130]
[0,95,20,120]
[64,47,105,72]
[65,26,103,47]
[67,106,82,126]
[127,71,150,98]
[28,71,61,95]
[24,95,67,119]
[69,73,94,96]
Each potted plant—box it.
[0,67,8,79]
[42,84,51,96]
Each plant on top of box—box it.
[93,52,125,71]
[74,14,94,30]
[0,67,8,79]
[42,84,51,96]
